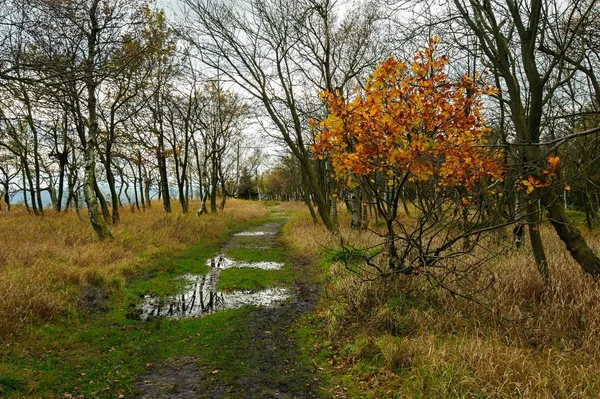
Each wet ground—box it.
[133,212,323,398]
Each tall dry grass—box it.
[285,204,600,398]
[0,199,268,338]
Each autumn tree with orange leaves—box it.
[313,40,506,280]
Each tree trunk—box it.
[2,180,10,212]
[542,188,600,276]
[93,179,111,223]
[21,165,30,213]
[300,171,318,223]
[82,0,112,239]
[105,127,120,224]
[132,170,140,211]
[144,173,152,208]
[298,155,338,233]
[64,165,77,212]
[105,162,120,224]
[85,150,111,238]
[210,152,218,213]
[21,85,44,214]
[157,141,171,213]
[55,157,66,212]
[349,188,362,229]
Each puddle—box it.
[233,231,276,236]
[136,273,291,320]
[133,256,289,320]
[207,254,283,270]
[238,245,272,250]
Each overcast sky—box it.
[157,0,184,19]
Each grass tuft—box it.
[217,267,292,291]
[0,374,23,393]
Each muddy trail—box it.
[133,212,323,399]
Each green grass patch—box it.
[127,243,218,297]
[0,374,23,395]
[217,267,292,291]
[1,305,257,398]
[564,209,594,227]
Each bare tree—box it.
[181,0,384,232]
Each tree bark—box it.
[82,0,112,239]
[157,135,171,213]
[542,188,600,276]
[300,171,318,223]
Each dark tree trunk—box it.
[157,138,171,213]
[55,156,66,212]
[542,188,600,276]
[94,177,111,223]
[301,171,318,223]
[143,174,151,208]
[22,157,39,215]
[104,126,120,224]
[21,165,30,213]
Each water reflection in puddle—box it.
[233,231,276,236]
[135,256,290,320]
[137,273,291,320]
[207,254,283,270]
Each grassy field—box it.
[282,202,600,398]
[0,199,268,339]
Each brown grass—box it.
[0,199,268,338]
[286,203,600,398]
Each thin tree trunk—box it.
[93,174,111,223]
[527,202,549,283]
[21,165,30,213]
[301,171,318,223]
[210,153,218,213]
[81,0,112,239]
[144,173,151,208]
[349,188,362,230]
[298,155,337,233]
[21,85,44,214]
[56,158,66,212]
[105,135,120,224]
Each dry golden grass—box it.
[286,204,600,398]
[0,199,268,338]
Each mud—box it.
[79,286,109,313]
[135,270,320,398]
[136,356,205,399]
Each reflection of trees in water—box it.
[139,256,292,320]
[144,267,224,318]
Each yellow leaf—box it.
[546,155,560,170]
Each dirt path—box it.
[133,213,323,399]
